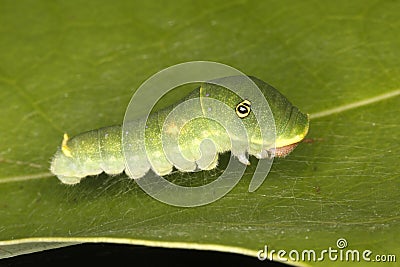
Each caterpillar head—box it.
[199,76,309,157]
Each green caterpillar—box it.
[50,76,309,185]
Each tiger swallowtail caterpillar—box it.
[50,76,309,185]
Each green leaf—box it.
[1,0,399,266]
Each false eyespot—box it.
[235,99,251,118]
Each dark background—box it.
[1,244,288,267]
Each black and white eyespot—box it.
[235,99,251,118]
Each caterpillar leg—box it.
[197,153,218,170]
[125,162,150,179]
[254,149,270,159]
[237,153,250,165]
[150,157,173,176]
[174,160,197,172]
[56,175,83,185]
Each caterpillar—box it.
[50,76,309,185]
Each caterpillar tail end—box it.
[55,175,82,185]
[50,133,84,185]
[50,150,84,185]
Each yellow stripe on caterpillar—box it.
[61,133,73,158]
